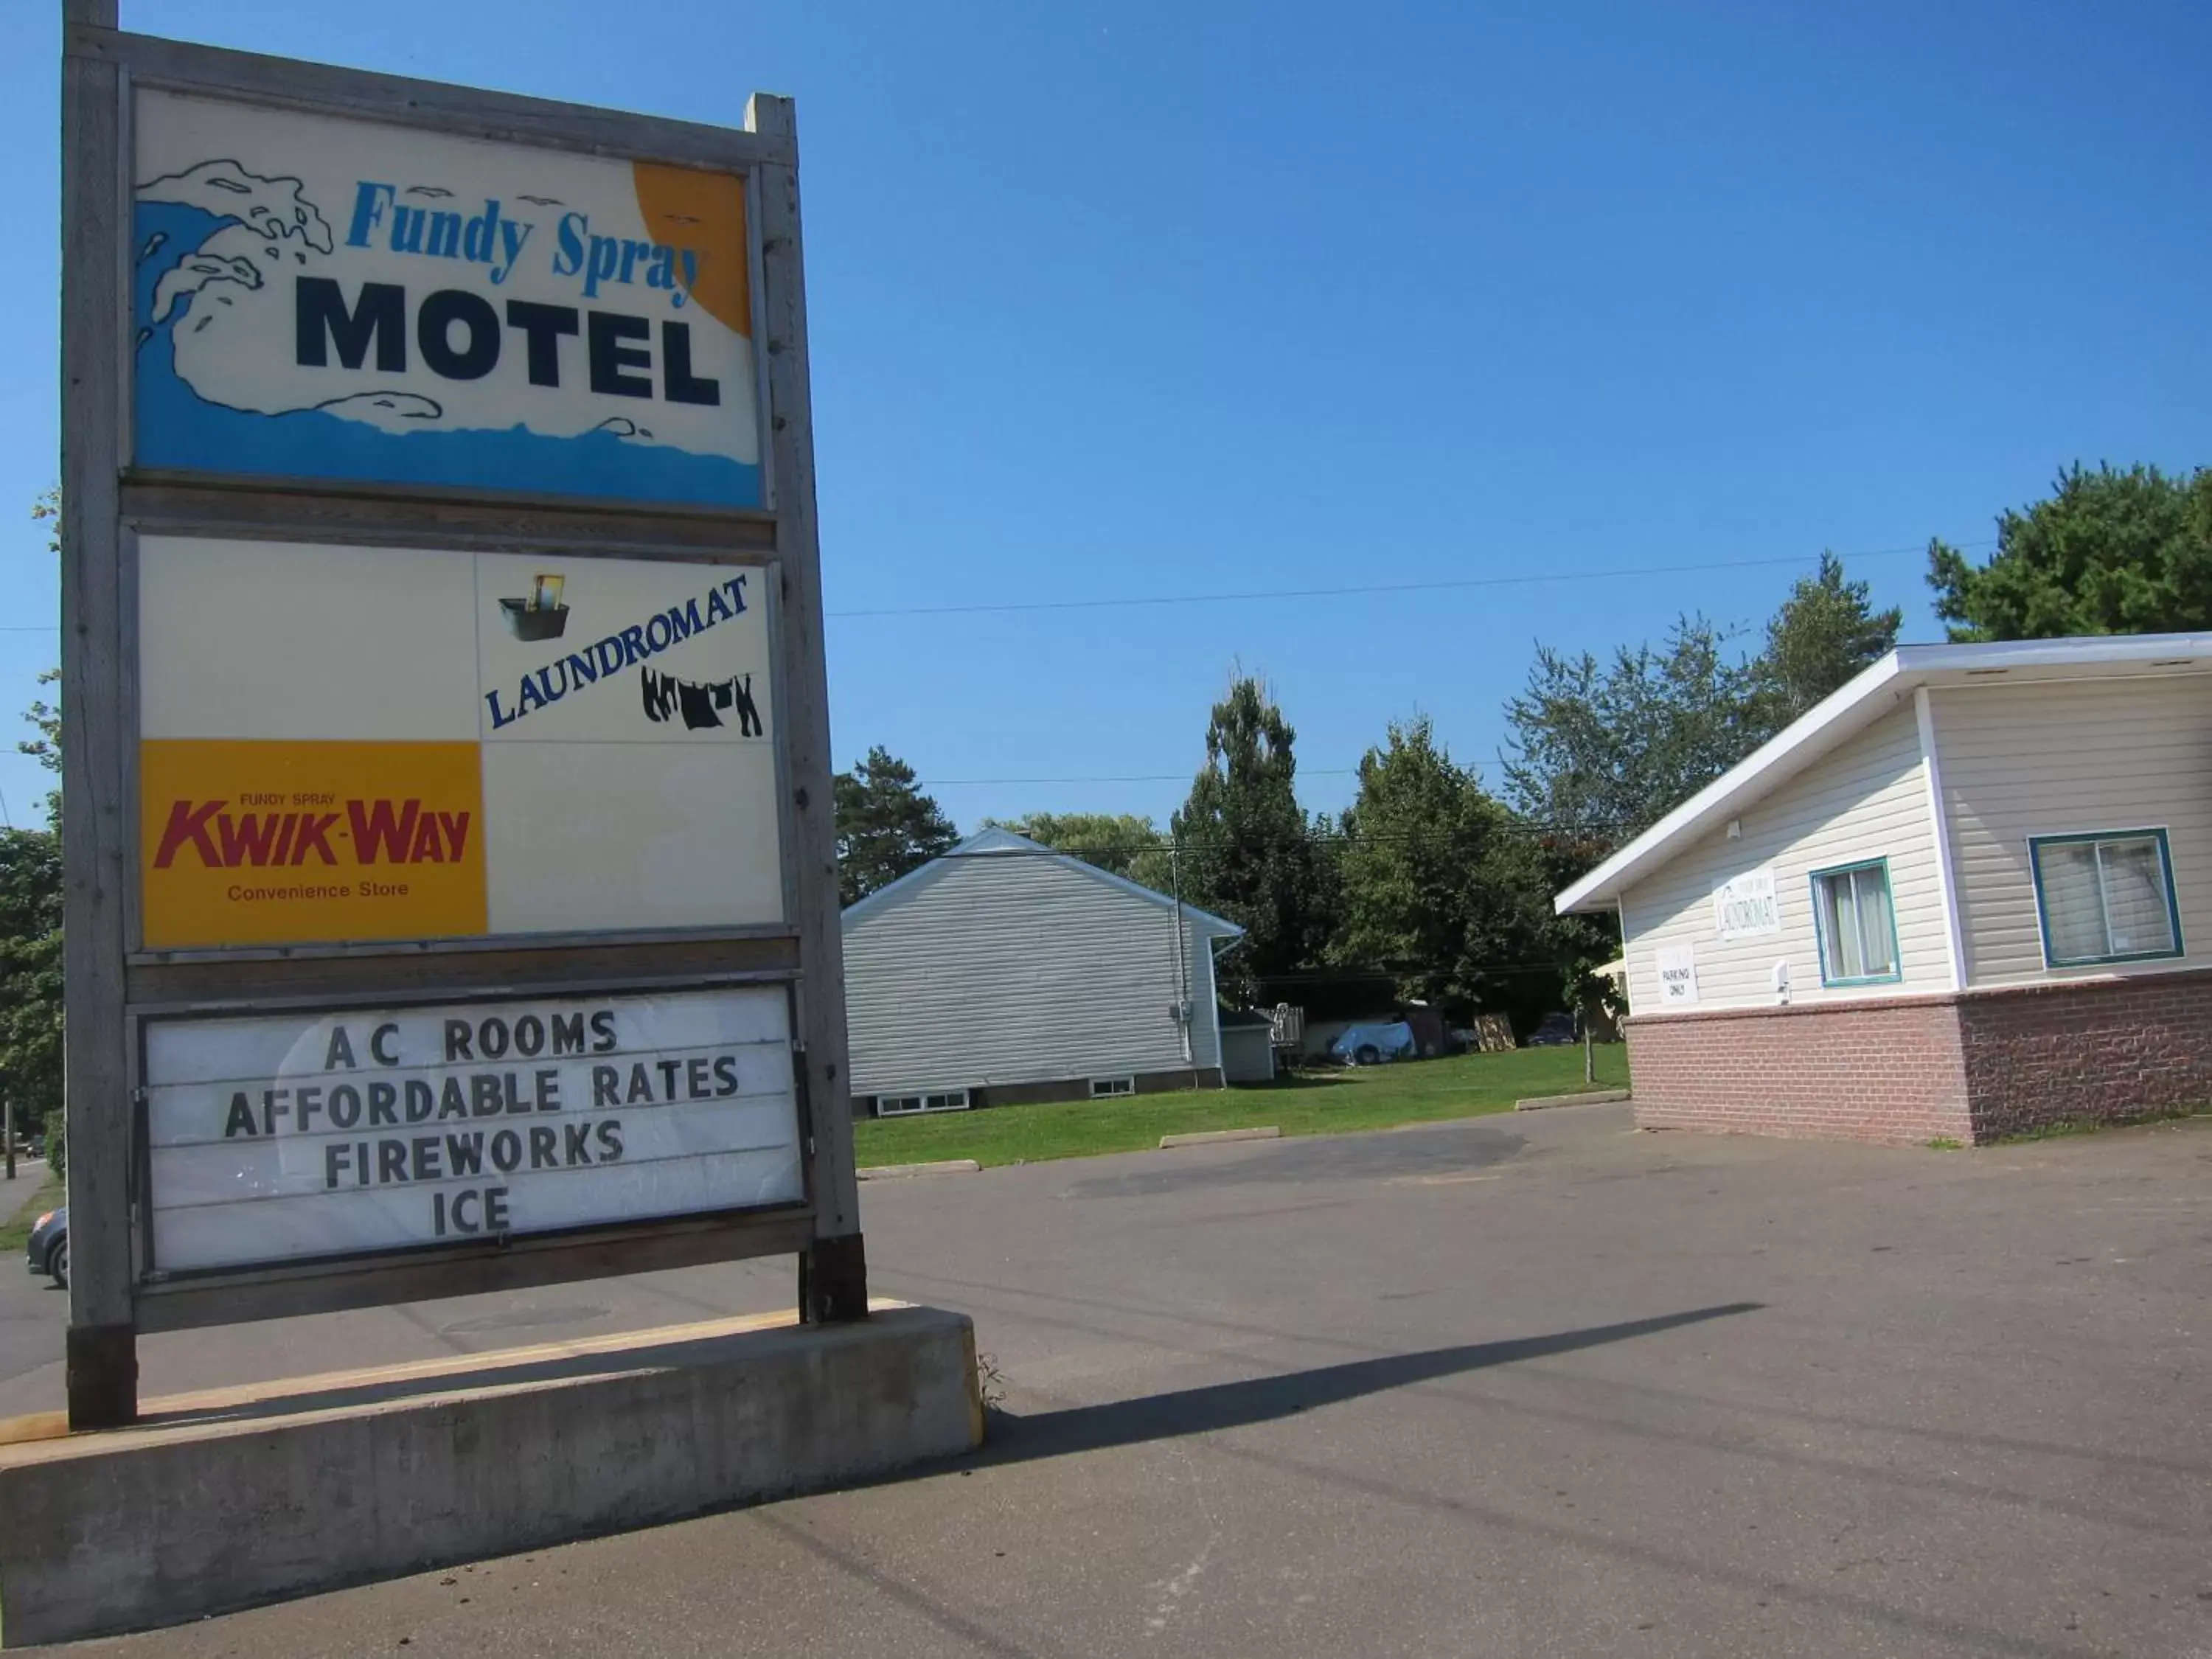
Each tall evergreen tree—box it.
[1928,463,2212,640]
[834,746,957,905]
[1506,557,1897,874]
[1753,552,1903,725]
[1170,676,1330,1000]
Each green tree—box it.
[0,828,63,1152]
[1170,676,1331,999]
[1928,463,2212,641]
[22,491,59,825]
[985,810,1173,892]
[7,490,64,1164]
[1502,614,1758,854]
[1333,716,1554,1021]
[834,746,957,906]
[1753,552,1902,725]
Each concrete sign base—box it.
[0,1304,981,1646]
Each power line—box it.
[919,768,1360,786]
[826,539,1986,621]
[930,825,1630,858]
[0,536,1988,634]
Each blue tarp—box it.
[1330,1022,1416,1063]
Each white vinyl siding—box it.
[1934,677,2212,986]
[1618,703,1947,1012]
[844,852,1226,1096]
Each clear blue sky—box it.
[4,1,2208,832]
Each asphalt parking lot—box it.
[15,1103,2212,1658]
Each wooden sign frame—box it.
[60,4,864,1429]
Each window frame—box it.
[1807,856,1904,988]
[2028,827,2184,970]
[874,1088,972,1118]
[1088,1076,1136,1099]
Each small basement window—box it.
[874,1089,971,1117]
[1089,1077,1135,1099]
[1810,858,1900,986]
[2031,830,2183,967]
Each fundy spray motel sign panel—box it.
[133,90,761,507]
[144,987,804,1273]
[138,535,783,948]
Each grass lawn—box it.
[0,1171,64,1256]
[853,1043,1630,1169]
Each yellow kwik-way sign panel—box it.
[140,740,487,947]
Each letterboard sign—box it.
[145,987,804,1273]
[132,89,762,507]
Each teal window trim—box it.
[2028,827,2184,969]
[1807,857,1904,987]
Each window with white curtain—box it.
[2031,831,2182,967]
[1810,859,1899,985]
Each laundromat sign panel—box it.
[131,88,761,508]
[136,535,786,950]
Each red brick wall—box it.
[1956,970,2212,1138]
[1625,996,1974,1146]
[1625,969,2212,1144]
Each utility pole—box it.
[1170,839,1198,1091]
[4,1097,13,1180]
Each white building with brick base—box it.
[1557,634,2212,1144]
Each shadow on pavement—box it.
[975,1301,1762,1464]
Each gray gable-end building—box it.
[841,828,1244,1114]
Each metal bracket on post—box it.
[65,1324,139,1430]
[799,1232,869,1325]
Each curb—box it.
[1159,1127,1281,1150]
[1514,1089,1632,1112]
[858,1159,982,1180]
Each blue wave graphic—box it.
[132,200,763,509]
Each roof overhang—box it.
[842,824,1245,936]
[1554,632,2212,916]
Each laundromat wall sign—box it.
[132,89,762,507]
[136,535,786,950]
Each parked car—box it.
[1330,1022,1416,1066]
[27,1206,65,1289]
[1526,1012,1578,1047]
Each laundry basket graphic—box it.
[499,572,569,641]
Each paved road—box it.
[23,1106,2212,1658]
